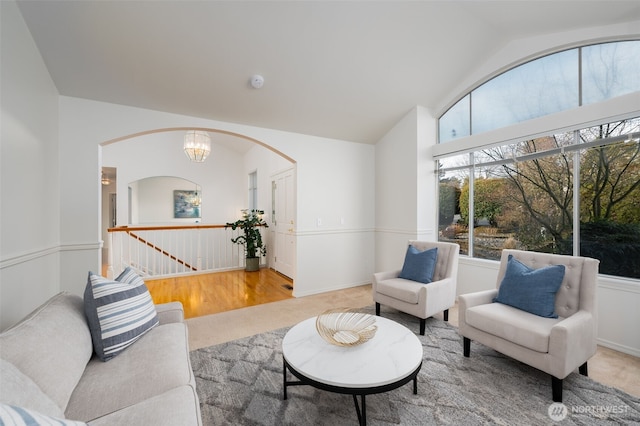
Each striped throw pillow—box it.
[84,268,159,361]
[0,403,87,425]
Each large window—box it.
[438,118,640,278]
[579,121,640,278]
[472,49,578,135]
[582,42,640,105]
[437,40,640,279]
[439,40,640,143]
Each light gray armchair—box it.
[458,249,599,402]
[373,240,460,335]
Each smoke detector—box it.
[250,74,264,89]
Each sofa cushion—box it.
[0,359,63,418]
[375,277,424,304]
[87,386,201,426]
[466,303,561,353]
[399,246,438,284]
[84,269,159,361]
[65,323,195,422]
[494,255,565,318]
[0,403,87,426]
[0,293,93,413]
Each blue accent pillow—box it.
[84,268,159,361]
[399,245,438,284]
[493,255,566,318]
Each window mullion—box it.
[468,152,475,258]
[573,130,581,256]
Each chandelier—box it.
[101,171,110,185]
[183,130,211,162]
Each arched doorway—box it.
[99,128,296,280]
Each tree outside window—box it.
[439,118,640,278]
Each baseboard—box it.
[292,280,370,298]
[597,337,640,358]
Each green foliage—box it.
[439,179,460,225]
[580,221,640,278]
[226,209,269,258]
[459,178,505,226]
[580,141,640,223]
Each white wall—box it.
[416,106,438,236]
[0,1,61,330]
[135,177,200,224]
[375,107,438,273]
[294,135,375,295]
[596,278,640,356]
[102,131,248,226]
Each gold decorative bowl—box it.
[315,308,377,346]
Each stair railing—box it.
[106,224,266,279]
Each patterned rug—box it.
[190,307,640,425]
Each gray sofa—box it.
[0,292,202,425]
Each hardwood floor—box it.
[145,268,294,319]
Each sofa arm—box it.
[548,310,596,378]
[372,270,401,291]
[155,302,185,324]
[458,289,497,311]
[373,270,401,282]
[419,277,457,313]
[458,289,498,327]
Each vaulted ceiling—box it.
[17,1,640,144]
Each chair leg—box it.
[579,362,588,376]
[443,309,449,322]
[463,337,470,357]
[375,302,380,316]
[552,376,563,402]
[419,318,426,335]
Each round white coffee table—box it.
[282,315,423,426]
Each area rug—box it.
[190,307,640,425]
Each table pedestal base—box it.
[283,357,421,426]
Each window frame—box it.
[435,40,640,162]
[437,118,640,279]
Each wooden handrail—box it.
[108,224,227,232]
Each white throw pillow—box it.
[0,403,87,426]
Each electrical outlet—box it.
[317,217,322,227]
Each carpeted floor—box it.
[190,307,640,425]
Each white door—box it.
[272,168,295,279]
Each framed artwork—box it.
[174,190,201,219]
